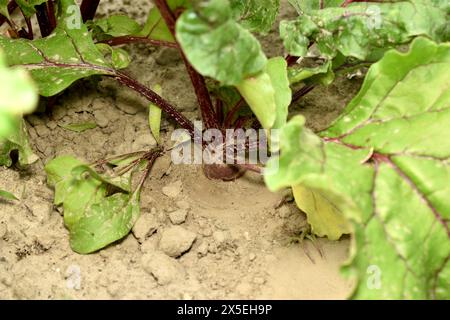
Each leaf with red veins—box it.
[265,37,450,299]
[0,0,116,97]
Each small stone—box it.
[34,124,50,137]
[168,209,188,225]
[28,126,38,140]
[208,242,218,254]
[151,155,172,178]
[142,251,185,285]
[93,109,110,128]
[46,121,58,130]
[91,97,112,111]
[162,180,183,198]
[176,200,190,210]
[159,226,197,257]
[278,206,292,219]
[132,213,158,243]
[196,242,209,258]
[200,227,213,237]
[212,231,229,246]
[249,253,256,261]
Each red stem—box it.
[114,71,195,136]
[153,0,218,129]
[22,16,33,39]
[223,98,244,128]
[35,2,56,37]
[215,98,224,125]
[291,85,315,105]
[47,0,57,30]
[80,0,101,22]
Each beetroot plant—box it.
[0,0,449,299]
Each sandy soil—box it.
[0,0,363,299]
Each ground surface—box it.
[0,0,363,299]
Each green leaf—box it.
[236,57,291,130]
[236,72,276,129]
[288,61,333,85]
[149,84,163,144]
[0,0,117,97]
[0,119,38,167]
[111,48,130,70]
[45,155,142,253]
[0,0,10,20]
[0,50,38,140]
[280,0,450,60]
[0,189,18,201]
[92,15,141,38]
[59,122,97,132]
[94,43,131,70]
[71,164,132,193]
[266,57,292,130]
[176,0,267,86]
[138,0,190,42]
[15,0,47,17]
[230,0,280,34]
[265,38,450,299]
[69,190,140,254]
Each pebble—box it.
[159,226,197,257]
[91,97,113,111]
[46,120,58,130]
[196,242,209,258]
[176,200,190,210]
[132,213,158,243]
[212,231,229,245]
[208,242,218,254]
[278,206,292,219]
[34,125,50,137]
[168,209,188,225]
[162,180,183,198]
[151,155,172,178]
[93,109,110,128]
[142,251,185,285]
